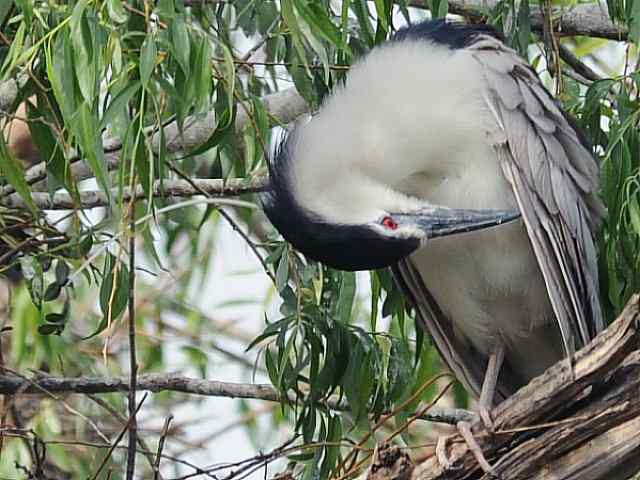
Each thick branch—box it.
[0,177,268,210]
[406,0,626,40]
[0,372,473,426]
[406,294,640,480]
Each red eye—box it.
[381,216,398,230]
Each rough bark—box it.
[369,295,640,480]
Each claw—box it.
[479,406,495,432]
[457,420,500,478]
[435,435,461,471]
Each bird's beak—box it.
[394,206,521,239]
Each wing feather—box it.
[469,36,605,352]
[391,261,521,401]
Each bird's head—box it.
[262,124,518,272]
[262,22,520,272]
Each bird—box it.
[262,19,605,471]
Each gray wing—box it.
[392,261,522,401]
[468,36,605,355]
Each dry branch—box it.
[368,295,640,480]
[405,0,626,40]
[0,177,268,210]
[0,371,474,426]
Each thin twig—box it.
[90,394,148,480]
[87,394,161,477]
[166,164,277,285]
[154,415,173,480]
[126,208,138,480]
[558,43,602,82]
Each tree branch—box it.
[0,372,473,426]
[406,0,626,41]
[0,177,269,210]
[369,294,640,480]
[0,87,306,198]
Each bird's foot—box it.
[479,405,494,432]
[435,434,460,471]
[435,418,498,476]
[457,420,500,478]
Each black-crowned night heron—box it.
[262,19,604,472]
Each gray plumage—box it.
[395,33,604,399]
[263,20,604,403]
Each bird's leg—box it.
[435,344,505,476]
[478,342,506,430]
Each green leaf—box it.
[343,339,373,421]
[320,415,342,477]
[106,0,128,23]
[336,272,356,323]
[374,0,389,31]
[0,2,12,24]
[194,36,212,111]
[302,409,317,443]
[181,108,234,159]
[629,0,640,44]
[140,34,157,88]
[0,136,38,215]
[70,1,97,103]
[296,3,344,48]
[15,0,33,26]
[47,32,77,122]
[99,81,141,131]
[281,0,310,73]
[275,247,289,292]
[246,316,293,351]
[43,282,62,302]
[218,41,236,112]
[278,331,297,388]
[55,261,70,286]
[45,313,67,324]
[265,347,280,389]
[76,103,111,201]
[78,233,94,257]
[171,15,191,76]
[629,197,640,236]
[2,22,26,74]
[38,323,63,336]
[85,253,129,339]
[352,0,374,48]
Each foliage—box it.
[0,0,638,479]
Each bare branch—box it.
[0,372,473,426]
[126,212,138,480]
[406,0,627,41]
[0,177,268,210]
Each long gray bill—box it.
[394,207,521,239]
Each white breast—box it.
[288,36,564,379]
[401,103,563,380]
